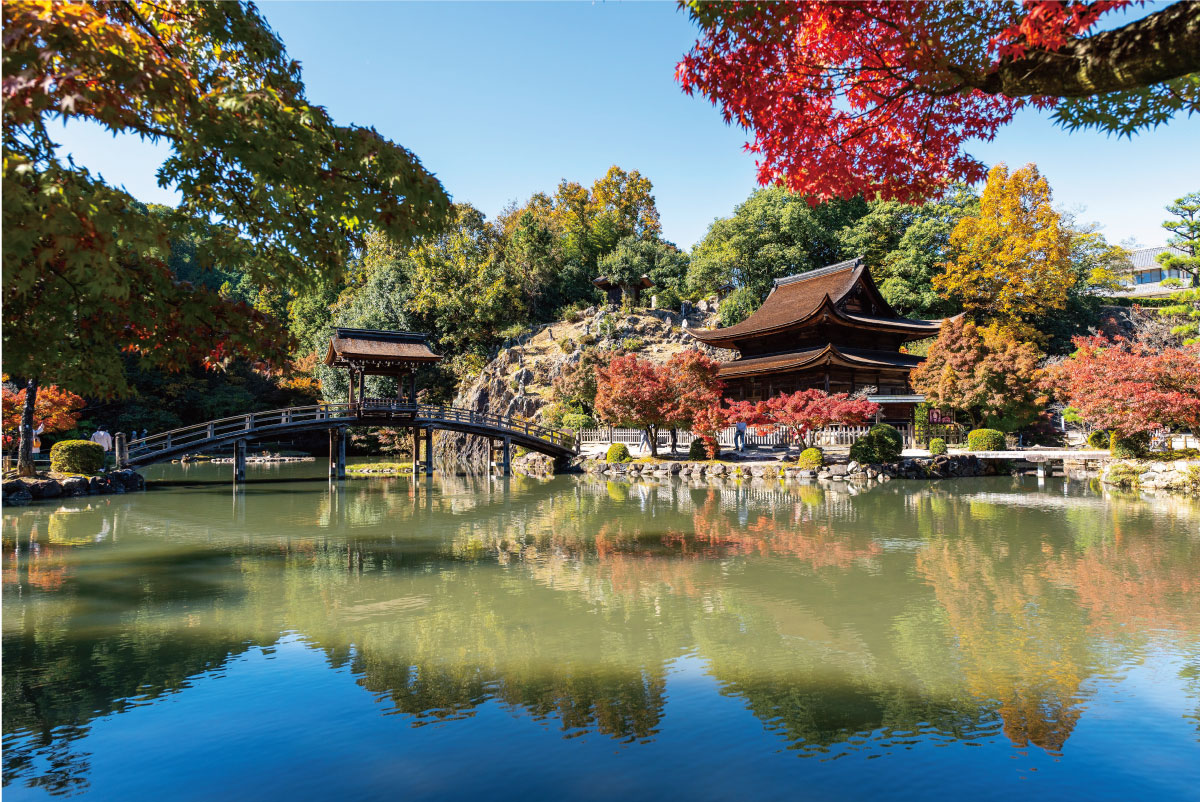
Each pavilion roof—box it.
[593,274,653,290]
[687,257,946,348]
[324,328,442,374]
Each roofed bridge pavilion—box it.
[687,258,952,424]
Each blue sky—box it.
[53,1,1199,251]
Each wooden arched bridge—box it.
[114,401,577,479]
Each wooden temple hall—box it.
[687,258,950,422]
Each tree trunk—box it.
[646,426,659,458]
[669,427,678,454]
[16,378,38,477]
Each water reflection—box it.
[3,475,1199,796]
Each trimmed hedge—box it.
[50,440,105,475]
[1086,430,1110,450]
[797,447,824,469]
[1110,432,1149,459]
[928,438,947,456]
[850,424,903,464]
[967,429,1006,451]
[688,438,708,460]
[606,443,633,463]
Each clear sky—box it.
[53,1,1199,251]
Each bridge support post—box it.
[115,432,127,469]
[412,427,420,476]
[502,436,511,476]
[425,427,434,475]
[329,427,346,480]
[234,439,247,484]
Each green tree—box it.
[837,186,978,318]
[3,1,450,474]
[687,187,866,300]
[1157,191,1200,287]
[598,236,689,305]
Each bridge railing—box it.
[124,402,575,464]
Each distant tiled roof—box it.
[1129,246,1187,270]
[594,275,653,290]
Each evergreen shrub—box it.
[967,429,1006,451]
[688,438,708,460]
[929,438,948,456]
[606,443,633,463]
[797,447,824,469]
[850,424,903,464]
[50,440,105,475]
[1110,432,1149,459]
[1086,430,1110,450]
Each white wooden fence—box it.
[577,423,913,451]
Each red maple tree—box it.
[594,353,674,457]
[662,350,724,451]
[677,1,1198,201]
[1043,335,1200,437]
[754,390,879,449]
[1,382,85,446]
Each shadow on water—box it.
[3,473,1199,796]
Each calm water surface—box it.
[4,464,1199,800]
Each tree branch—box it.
[977,1,1200,98]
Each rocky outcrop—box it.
[1101,458,1200,493]
[436,306,729,469]
[2,469,146,506]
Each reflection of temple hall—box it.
[687,258,951,423]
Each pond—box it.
[3,466,1199,800]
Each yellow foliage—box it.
[935,163,1073,324]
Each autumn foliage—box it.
[727,390,879,450]
[911,318,1047,429]
[1,383,85,445]
[1043,336,1200,437]
[935,164,1074,328]
[677,1,1196,200]
[594,350,724,457]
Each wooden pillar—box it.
[357,369,365,408]
[348,368,356,407]
[409,372,418,406]
[425,426,434,475]
[329,427,346,480]
[234,438,247,484]
[412,427,420,475]
[502,436,511,476]
[115,432,127,469]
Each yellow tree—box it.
[934,164,1073,328]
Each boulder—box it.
[2,480,32,506]
[25,478,62,499]
[827,463,849,477]
[61,477,90,497]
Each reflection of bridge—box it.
[115,401,576,479]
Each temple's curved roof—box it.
[687,257,946,348]
[716,344,924,379]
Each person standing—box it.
[91,428,112,452]
[734,420,747,453]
